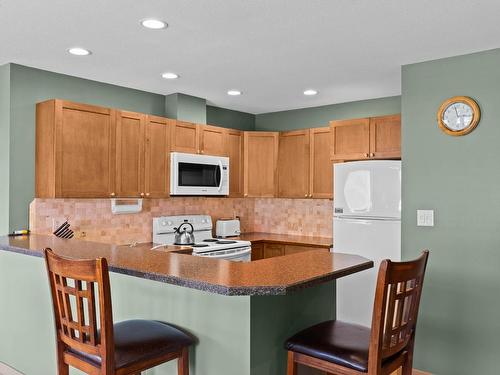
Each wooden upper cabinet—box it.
[330,118,370,161]
[200,125,226,156]
[225,129,244,197]
[170,121,199,154]
[278,130,310,198]
[36,99,116,198]
[243,131,279,197]
[115,111,145,197]
[330,115,401,161]
[310,127,333,199]
[144,116,171,198]
[369,114,401,159]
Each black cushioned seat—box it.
[69,319,195,369]
[285,320,372,372]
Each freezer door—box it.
[334,160,401,219]
[333,217,401,326]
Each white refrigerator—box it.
[333,160,401,326]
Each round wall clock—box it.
[437,96,481,136]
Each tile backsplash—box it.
[30,197,332,244]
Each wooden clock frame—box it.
[437,96,481,136]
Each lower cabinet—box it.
[251,242,329,260]
[263,243,285,258]
[251,243,265,261]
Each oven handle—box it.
[217,160,223,192]
[198,247,251,259]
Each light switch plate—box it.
[417,210,434,227]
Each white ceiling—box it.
[1,0,500,114]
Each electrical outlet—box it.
[417,210,434,227]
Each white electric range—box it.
[152,215,252,262]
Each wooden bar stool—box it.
[44,248,194,375]
[286,250,429,375]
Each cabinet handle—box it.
[110,192,115,197]
[201,150,204,154]
[146,193,150,197]
[304,194,308,197]
[244,193,248,197]
[309,194,313,198]
[365,153,369,157]
[140,193,145,197]
[370,153,375,157]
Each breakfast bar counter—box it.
[0,234,372,375]
[0,234,368,296]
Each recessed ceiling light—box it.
[227,90,242,96]
[304,89,318,96]
[162,72,179,79]
[67,47,91,56]
[141,19,168,30]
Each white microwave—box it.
[170,152,229,196]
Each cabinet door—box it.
[263,243,285,258]
[225,129,244,197]
[251,243,264,261]
[200,124,226,156]
[55,101,116,198]
[369,114,401,159]
[145,116,171,198]
[278,130,310,198]
[171,121,199,154]
[310,127,333,199]
[243,132,279,197]
[116,111,145,197]
[330,118,370,161]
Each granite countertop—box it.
[237,232,332,248]
[0,234,371,296]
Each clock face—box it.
[442,102,474,131]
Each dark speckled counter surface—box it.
[0,234,372,296]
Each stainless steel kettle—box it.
[174,222,195,245]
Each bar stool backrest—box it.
[44,248,115,372]
[368,250,429,371]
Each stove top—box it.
[153,215,250,254]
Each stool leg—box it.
[178,347,189,375]
[287,351,297,375]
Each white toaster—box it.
[216,218,241,238]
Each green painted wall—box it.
[0,251,251,375]
[5,64,165,233]
[402,49,500,374]
[0,65,10,235]
[165,93,207,123]
[206,105,256,130]
[255,96,401,131]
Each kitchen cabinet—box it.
[170,121,199,154]
[144,116,172,198]
[278,127,333,199]
[243,131,279,197]
[225,129,244,197]
[310,127,333,199]
[171,122,227,156]
[369,114,401,159]
[251,243,264,261]
[115,111,145,197]
[278,130,310,198]
[330,115,401,161]
[200,124,226,156]
[36,99,116,198]
[330,118,371,161]
[263,243,285,258]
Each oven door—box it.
[170,152,229,195]
[193,247,251,262]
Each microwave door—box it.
[179,162,218,188]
